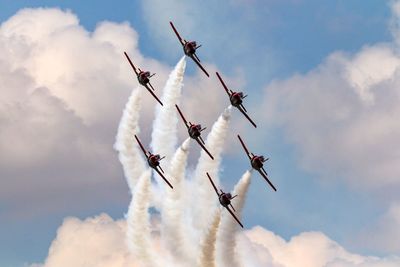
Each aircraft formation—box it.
[123,21,276,228]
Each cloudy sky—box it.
[1,0,400,266]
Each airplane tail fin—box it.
[261,167,268,176]
[230,204,236,212]
[200,127,207,132]
[159,165,164,174]
[148,82,155,91]
[240,103,247,113]
[199,136,205,145]
[194,53,201,62]
[149,73,156,78]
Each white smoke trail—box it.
[150,56,186,169]
[126,170,158,267]
[117,62,248,267]
[191,106,232,231]
[216,170,252,267]
[114,87,147,191]
[161,138,191,262]
[197,209,221,267]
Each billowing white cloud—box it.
[0,7,233,219]
[357,202,400,254]
[2,4,399,266]
[33,214,400,267]
[32,214,139,267]
[255,1,400,256]
[262,7,400,192]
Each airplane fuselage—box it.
[219,193,232,207]
[188,124,201,139]
[184,41,197,56]
[230,92,243,107]
[251,156,264,170]
[148,154,160,169]
[138,71,150,85]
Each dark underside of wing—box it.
[189,54,209,77]
[154,168,173,189]
[207,172,219,196]
[237,135,252,160]
[257,169,277,191]
[195,138,214,160]
[144,84,163,106]
[237,105,257,128]
[225,205,244,228]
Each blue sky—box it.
[0,1,399,266]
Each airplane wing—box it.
[237,135,252,160]
[258,168,277,192]
[124,52,138,75]
[195,138,214,160]
[237,105,257,128]
[225,205,244,228]
[134,135,148,158]
[169,21,185,46]
[207,172,219,196]
[175,105,190,129]
[144,84,163,106]
[216,72,231,97]
[189,54,209,77]
[154,168,174,189]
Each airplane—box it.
[124,52,163,106]
[134,135,173,189]
[237,135,277,191]
[169,21,209,77]
[207,172,243,228]
[175,104,214,160]
[216,72,257,128]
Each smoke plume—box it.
[114,87,146,191]
[126,170,158,267]
[198,209,221,267]
[216,171,252,267]
[150,56,186,169]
